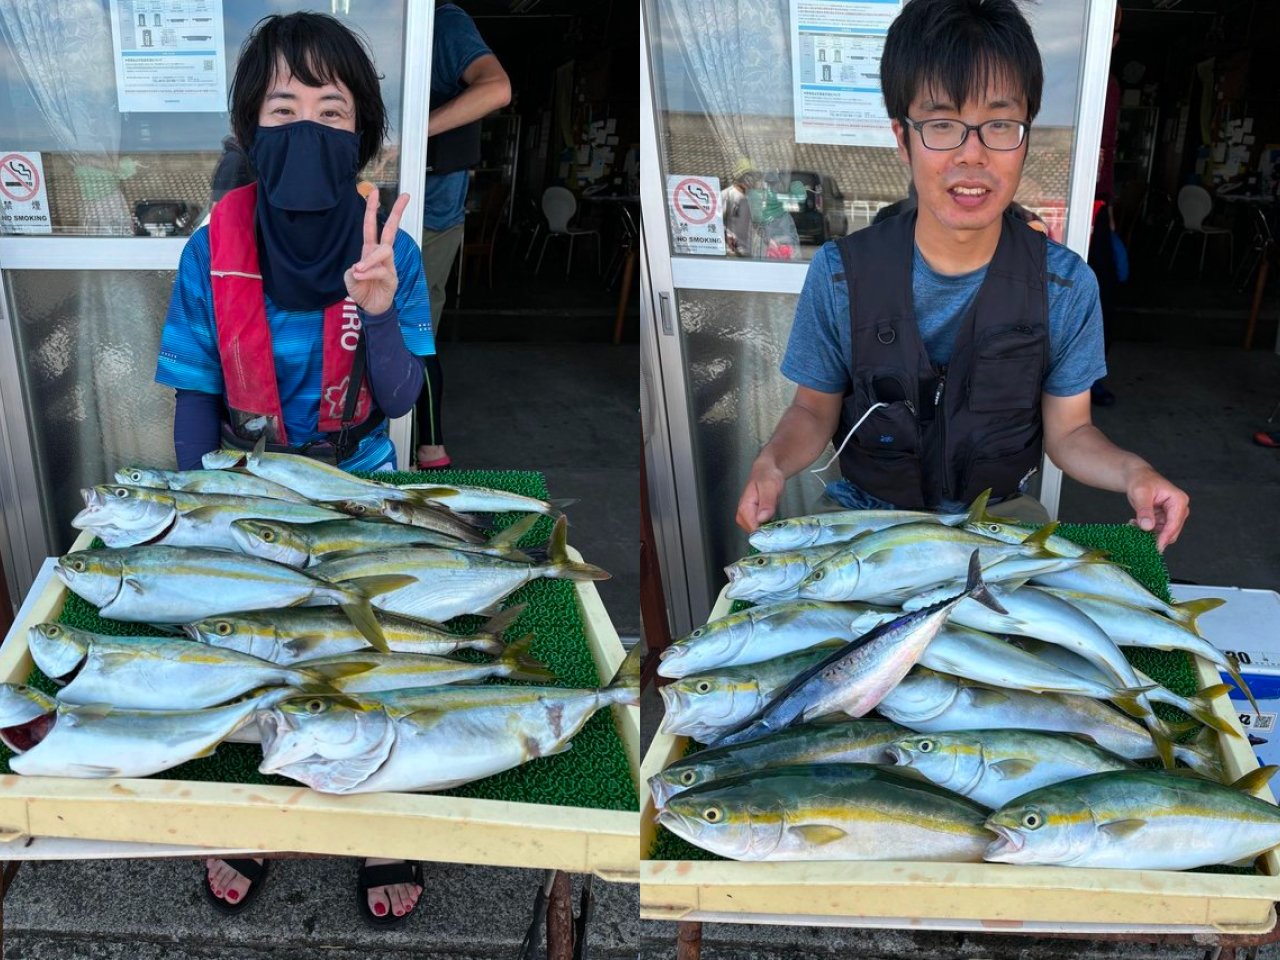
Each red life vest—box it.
[209,183,375,447]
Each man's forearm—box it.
[1046,422,1155,491]
[755,403,838,477]
[429,77,511,136]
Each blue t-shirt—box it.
[155,226,434,471]
[781,239,1106,398]
[424,4,493,232]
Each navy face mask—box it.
[247,120,365,311]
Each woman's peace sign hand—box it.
[345,189,410,316]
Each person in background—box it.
[414,3,512,469]
[722,160,756,256]
[155,12,428,924]
[736,0,1190,552]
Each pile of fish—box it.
[1,441,635,794]
[650,493,1276,871]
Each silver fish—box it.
[185,605,520,662]
[985,767,1280,870]
[256,647,639,794]
[54,545,408,651]
[401,483,570,516]
[889,728,1136,809]
[712,551,1005,748]
[6,686,296,778]
[114,467,313,503]
[26,622,372,710]
[657,600,896,679]
[876,669,1224,779]
[230,514,535,568]
[311,634,553,693]
[308,516,607,622]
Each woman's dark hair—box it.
[229,13,387,170]
[881,0,1043,125]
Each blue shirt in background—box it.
[155,226,434,471]
[424,4,494,232]
[781,238,1107,399]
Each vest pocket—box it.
[959,421,1043,502]
[836,398,925,507]
[968,325,1046,412]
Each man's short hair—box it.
[229,13,388,171]
[881,0,1044,124]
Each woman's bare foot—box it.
[206,857,263,906]
[364,857,423,919]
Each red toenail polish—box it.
[226,890,239,901]
[394,908,403,916]
[374,903,387,916]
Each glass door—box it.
[641,0,1119,629]
[0,0,435,600]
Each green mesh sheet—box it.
[7,470,636,813]
[649,523,1246,867]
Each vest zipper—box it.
[935,365,950,498]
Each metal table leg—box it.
[546,870,575,960]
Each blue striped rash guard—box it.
[156,225,434,471]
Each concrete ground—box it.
[3,321,641,949]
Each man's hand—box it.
[345,189,410,316]
[1126,466,1189,553]
[736,459,786,533]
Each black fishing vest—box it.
[832,210,1049,510]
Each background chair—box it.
[536,186,601,277]
[1168,184,1234,276]
[458,182,507,297]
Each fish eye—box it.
[261,530,276,542]
[694,681,712,694]
[752,557,766,566]
[215,622,233,636]
[918,739,934,753]
[986,523,1001,533]
[690,628,703,638]
[45,625,61,636]
[1022,811,1043,829]
[129,470,143,481]
[811,570,825,581]
[69,559,85,572]
[680,770,697,785]
[306,699,326,714]
[703,806,723,823]
[113,487,130,498]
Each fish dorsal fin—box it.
[988,758,1035,780]
[965,488,993,525]
[1231,765,1280,798]
[1098,818,1147,840]
[789,824,847,846]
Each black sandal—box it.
[203,858,269,916]
[357,859,424,926]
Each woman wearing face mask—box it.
[154,12,427,924]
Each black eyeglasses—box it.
[902,117,1030,151]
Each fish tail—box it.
[603,644,641,706]
[496,633,556,682]
[1225,658,1264,718]
[965,488,993,525]
[1171,683,1242,738]
[549,498,578,515]
[1111,689,1155,720]
[1168,596,1227,634]
[473,603,526,654]
[962,550,1007,615]
[486,514,540,562]
[1144,716,1180,768]
[1019,521,1062,558]
[545,516,611,581]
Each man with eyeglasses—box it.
[736,0,1189,552]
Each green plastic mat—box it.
[7,469,636,813]
[649,522,1247,866]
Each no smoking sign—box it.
[666,174,725,256]
[0,151,51,235]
